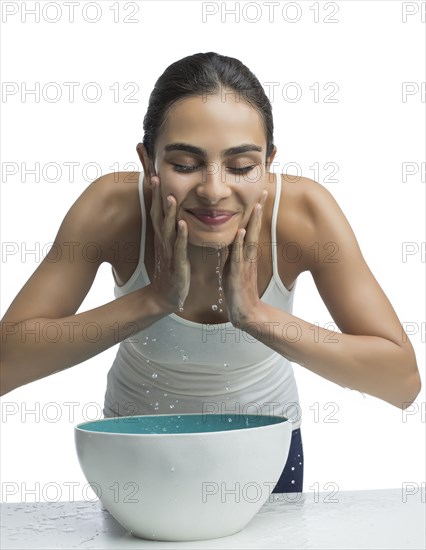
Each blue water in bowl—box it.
[76,414,288,435]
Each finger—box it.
[150,176,164,240]
[175,220,190,299]
[259,189,268,208]
[247,190,268,241]
[163,194,177,258]
[244,202,262,250]
[174,219,188,255]
[153,233,162,280]
[230,228,246,276]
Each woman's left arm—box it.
[240,179,421,410]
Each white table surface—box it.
[1,488,424,549]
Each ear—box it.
[136,143,156,185]
[265,145,277,170]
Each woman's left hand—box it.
[223,189,268,327]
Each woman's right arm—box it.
[0,174,179,396]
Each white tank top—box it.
[103,171,302,430]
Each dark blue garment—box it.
[272,428,304,493]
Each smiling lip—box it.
[185,209,236,226]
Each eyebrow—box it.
[164,142,263,158]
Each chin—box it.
[187,231,237,249]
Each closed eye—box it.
[172,164,256,174]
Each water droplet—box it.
[212,305,218,311]
[178,300,184,312]
[299,462,302,465]
[291,466,295,471]
[145,390,150,394]
[225,386,229,391]
[169,404,174,409]
[170,467,175,472]
[224,363,229,368]
[146,359,150,363]
[152,338,156,342]
[291,480,295,484]
[228,418,233,423]
[163,393,168,397]
[152,373,158,379]
[218,286,223,292]
[182,354,188,361]
[175,399,179,402]
[218,298,223,304]
[174,344,179,349]
[142,342,147,346]
[219,309,223,312]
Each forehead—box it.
[157,94,266,152]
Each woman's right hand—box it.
[149,174,191,312]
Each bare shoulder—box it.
[0,172,141,327]
[291,176,360,274]
[88,171,139,218]
[278,172,333,224]
[81,171,141,264]
[277,175,418,357]
[275,174,318,273]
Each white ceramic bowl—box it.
[75,413,292,542]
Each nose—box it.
[195,169,232,205]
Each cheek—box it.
[159,178,184,206]
[241,199,257,220]
[163,170,195,191]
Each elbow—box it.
[0,361,18,397]
[399,370,422,411]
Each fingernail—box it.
[167,196,172,208]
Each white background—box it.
[1,0,425,504]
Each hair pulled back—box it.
[142,52,274,164]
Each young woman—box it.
[1,52,421,494]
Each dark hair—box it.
[142,52,274,165]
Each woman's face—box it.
[149,93,275,247]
